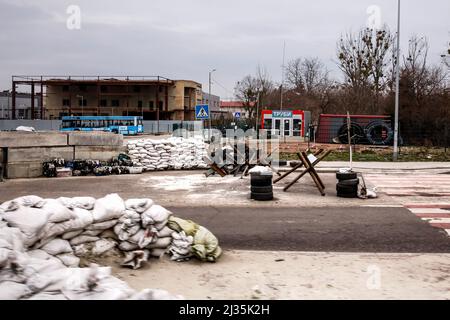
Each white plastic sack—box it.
[125,199,154,214]
[42,199,75,223]
[56,253,80,267]
[92,239,116,256]
[92,194,125,222]
[70,235,100,246]
[41,239,73,256]
[57,197,96,210]
[141,205,171,228]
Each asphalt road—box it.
[167,206,450,253]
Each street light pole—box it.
[393,0,401,161]
[208,69,216,140]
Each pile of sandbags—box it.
[127,137,209,171]
[0,193,222,300]
[0,215,181,300]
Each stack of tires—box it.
[336,171,359,198]
[250,173,274,201]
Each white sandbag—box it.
[80,229,103,237]
[129,288,183,300]
[92,194,125,222]
[121,250,149,270]
[0,281,32,300]
[125,199,154,213]
[57,197,96,210]
[73,244,91,257]
[118,241,139,252]
[2,206,51,247]
[0,227,25,252]
[61,230,83,240]
[85,219,118,231]
[28,292,68,300]
[42,199,75,223]
[41,239,73,256]
[13,195,46,208]
[56,253,80,267]
[115,223,141,242]
[141,205,172,228]
[70,235,100,246]
[100,229,119,241]
[157,226,175,238]
[145,237,172,250]
[92,239,116,256]
[149,248,166,258]
[66,208,94,231]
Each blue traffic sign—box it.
[234,112,241,119]
[195,105,210,120]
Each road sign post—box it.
[195,104,210,140]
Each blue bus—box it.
[60,116,144,135]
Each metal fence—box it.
[0,120,203,134]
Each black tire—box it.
[337,123,364,144]
[251,192,274,201]
[337,178,359,186]
[336,172,357,180]
[337,191,358,198]
[251,186,273,193]
[365,121,394,145]
[336,184,358,194]
[250,175,273,187]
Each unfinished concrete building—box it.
[11,76,203,121]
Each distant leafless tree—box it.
[285,57,329,95]
[235,65,273,120]
[337,27,393,112]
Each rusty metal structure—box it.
[11,75,177,120]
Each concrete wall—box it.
[1,131,124,179]
[0,120,203,134]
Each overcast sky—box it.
[0,0,448,99]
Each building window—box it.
[133,86,141,93]
[112,99,120,107]
[158,101,163,110]
[62,99,70,106]
[18,109,25,118]
[159,86,163,93]
[100,99,107,107]
[62,85,69,92]
[78,99,87,107]
[79,85,87,92]
[148,101,154,110]
[100,86,107,93]
[138,100,143,108]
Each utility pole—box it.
[393,0,401,161]
[255,91,260,132]
[209,69,216,141]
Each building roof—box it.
[220,101,255,108]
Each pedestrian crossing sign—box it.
[195,105,210,120]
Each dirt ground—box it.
[0,171,394,208]
[112,250,450,300]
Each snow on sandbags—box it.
[126,137,209,171]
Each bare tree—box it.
[234,65,273,120]
[285,57,329,95]
[337,27,393,112]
